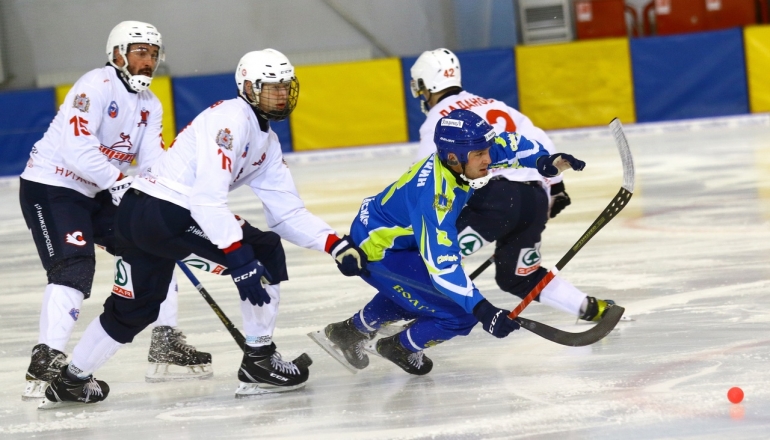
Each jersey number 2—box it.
[485,110,516,133]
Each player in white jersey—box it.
[40,48,368,406]
[19,21,210,402]
[410,48,617,322]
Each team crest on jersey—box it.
[65,231,86,246]
[73,93,90,112]
[69,308,80,321]
[99,133,136,164]
[112,257,135,299]
[216,128,233,150]
[433,194,452,212]
[137,108,149,127]
[108,101,119,118]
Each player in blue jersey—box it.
[313,109,585,375]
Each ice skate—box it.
[580,297,617,322]
[235,343,311,397]
[145,326,213,382]
[375,334,433,376]
[22,343,68,401]
[308,318,372,374]
[38,365,109,410]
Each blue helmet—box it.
[434,109,496,165]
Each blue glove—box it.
[549,181,571,219]
[225,244,270,306]
[472,299,520,338]
[536,153,585,177]
[328,235,369,276]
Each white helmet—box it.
[410,48,462,98]
[235,49,299,121]
[106,21,164,92]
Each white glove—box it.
[109,175,134,206]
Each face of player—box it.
[258,82,291,114]
[462,147,492,179]
[120,43,160,77]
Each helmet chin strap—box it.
[460,172,493,189]
[114,55,152,92]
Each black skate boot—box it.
[235,343,311,396]
[375,334,433,376]
[146,326,213,382]
[22,343,68,400]
[580,297,617,322]
[39,365,109,409]
[324,318,372,370]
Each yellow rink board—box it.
[55,76,177,148]
[516,38,636,130]
[291,58,408,151]
[744,25,770,113]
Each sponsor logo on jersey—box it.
[458,232,484,256]
[73,93,90,112]
[99,133,136,164]
[108,101,119,118]
[138,108,150,127]
[516,245,541,276]
[437,254,458,264]
[112,257,134,299]
[65,231,86,246]
[440,118,463,128]
[359,197,375,226]
[69,308,80,321]
[252,152,266,167]
[182,255,226,275]
[216,128,233,150]
[417,159,434,187]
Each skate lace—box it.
[270,353,300,375]
[50,352,68,370]
[169,329,196,353]
[83,378,104,402]
[407,351,425,368]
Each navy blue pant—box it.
[102,189,287,343]
[18,178,116,296]
[456,179,550,299]
[353,251,477,351]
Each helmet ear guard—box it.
[105,21,164,92]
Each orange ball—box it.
[727,387,744,404]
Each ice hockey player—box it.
[315,109,586,375]
[19,21,210,401]
[39,48,368,407]
[409,48,616,323]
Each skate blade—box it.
[145,363,214,383]
[362,339,382,358]
[375,321,411,337]
[37,399,96,410]
[22,380,49,401]
[234,381,306,397]
[307,331,359,374]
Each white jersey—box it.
[133,98,336,251]
[21,66,165,198]
[415,90,562,187]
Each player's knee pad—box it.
[47,256,96,298]
[496,266,548,300]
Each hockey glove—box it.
[327,235,369,277]
[109,175,134,206]
[472,299,520,338]
[549,181,571,219]
[224,243,271,306]
[536,153,585,178]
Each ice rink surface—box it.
[1,115,770,439]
